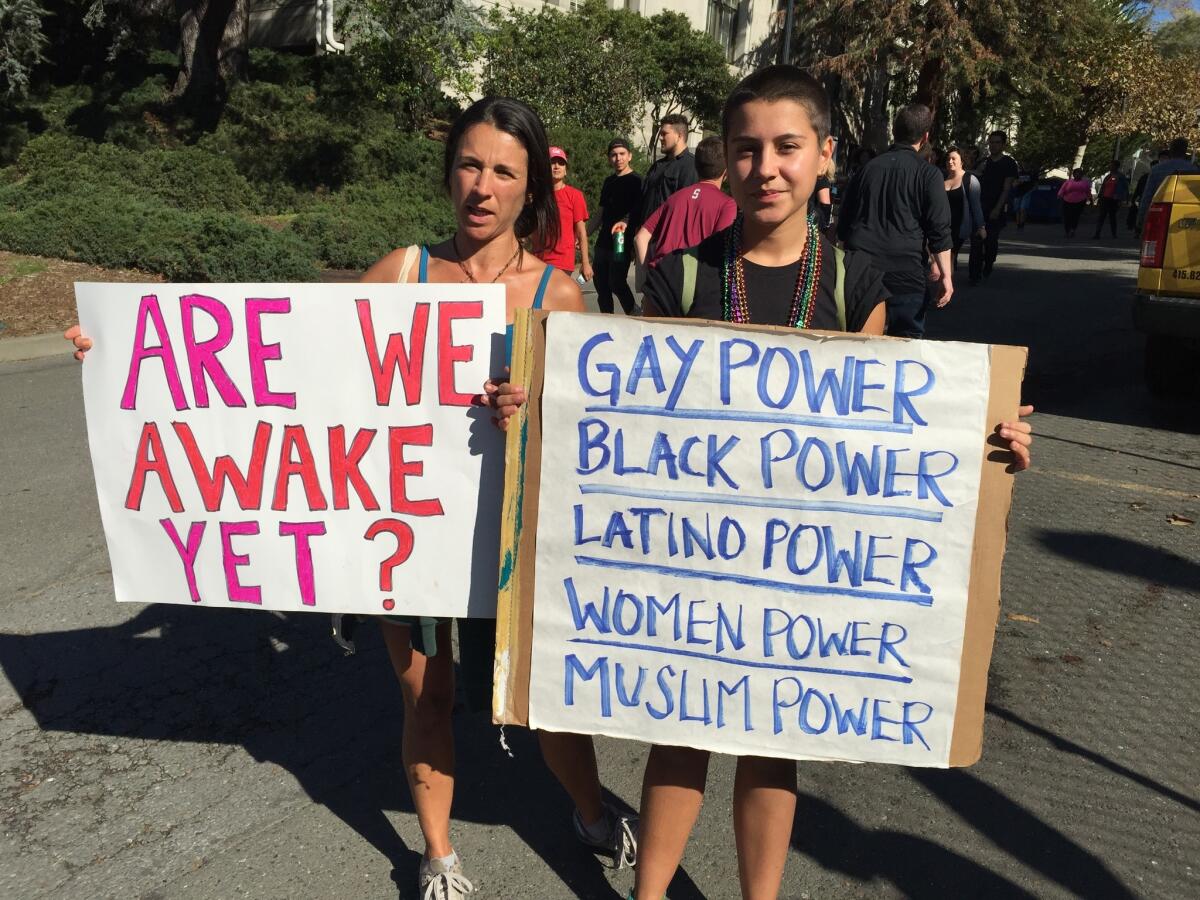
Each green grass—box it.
[0,256,48,285]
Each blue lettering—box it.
[577,333,618,404]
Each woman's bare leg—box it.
[381,621,457,858]
[733,755,797,900]
[538,731,605,825]
[633,744,710,899]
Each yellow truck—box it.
[1136,173,1200,395]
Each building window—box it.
[707,0,739,63]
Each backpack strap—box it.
[833,245,846,331]
[680,249,699,316]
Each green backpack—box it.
[679,245,847,331]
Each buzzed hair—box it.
[893,104,933,146]
[721,64,831,143]
[694,136,725,179]
[660,114,690,137]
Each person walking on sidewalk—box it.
[1092,160,1128,238]
[1057,169,1092,237]
[976,131,1019,277]
[944,146,986,283]
[633,136,736,269]
[592,138,643,315]
[536,146,592,280]
[837,102,954,337]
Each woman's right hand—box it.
[64,325,92,361]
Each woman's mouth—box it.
[465,205,493,222]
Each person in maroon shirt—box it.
[633,136,737,268]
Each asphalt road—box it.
[1,224,1197,899]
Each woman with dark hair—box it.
[67,96,637,900]
[1057,168,1092,237]
[945,146,986,278]
[360,95,636,898]
[506,65,1033,900]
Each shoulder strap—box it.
[396,244,420,284]
[681,250,699,316]
[532,263,554,309]
[833,246,847,332]
[417,245,429,283]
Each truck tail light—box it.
[1140,202,1171,268]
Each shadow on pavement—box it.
[0,606,634,899]
[1037,530,1200,593]
[790,791,1039,898]
[907,769,1138,899]
[987,704,1199,815]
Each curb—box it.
[0,332,68,364]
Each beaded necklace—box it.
[721,212,822,328]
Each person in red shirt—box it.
[1092,159,1129,239]
[633,136,737,268]
[536,146,592,279]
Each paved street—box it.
[1,224,1197,900]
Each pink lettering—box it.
[279,521,327,607]
[120,294,188,411]
[181,294,246,409]
[245,298,295,408]
[160,519,206,603]
[220,521,262,604]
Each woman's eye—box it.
[780,143,798,153]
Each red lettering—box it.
[272,425,328,511]
[387,425,444,517]
[173,421,272,512]
[125,422,183,512]
[357,299,430,406]
[437,300,481,407]
[329,426,379,510]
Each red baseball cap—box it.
[549,146,568,163]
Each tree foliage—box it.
[479,0,732,150]
[337,0,480,128]
[0,0,49,98]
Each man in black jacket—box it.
[636,114,699,231]
[837,103,953,338]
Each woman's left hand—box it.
[994,404,1034,471]
[482,374,527,432]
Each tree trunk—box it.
[173,0,248,103]
[861,62,890,152]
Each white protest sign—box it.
[527,313,993,766]
[75,282,505,618]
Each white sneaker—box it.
[573,804,639,869]
[419,853,475,899]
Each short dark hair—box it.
[694,136,725,179]
[607,138,631,154]
[1169,137,1190,157]
[660,114,689,137]
[721,64,831,143]
[1072,167,1085,179]
[444,96,558,252]
[989,131,1008,143]
[893,104,933,145]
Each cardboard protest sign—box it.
[494,311,1026,768]
[75,282,505,618]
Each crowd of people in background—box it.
[538,109,1197,352]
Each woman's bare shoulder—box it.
[542,266,586,313]
[360,246,417,284]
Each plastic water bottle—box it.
[614,229,626,261]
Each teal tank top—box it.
[419,246,551,362]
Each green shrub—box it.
[291,179,455,270]
[8,133,260,213]
[0,181,316,281]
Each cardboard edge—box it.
[948,343,1029,766]
[492,308,550,725]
